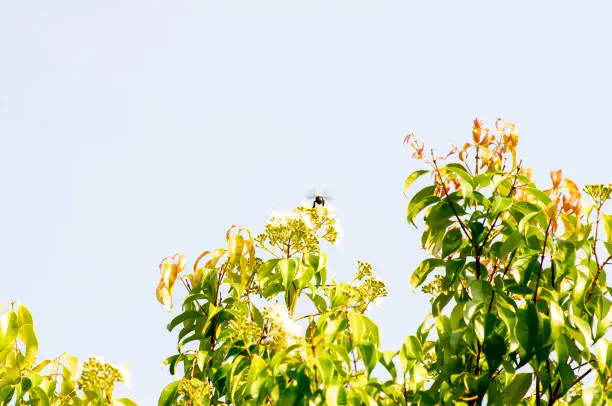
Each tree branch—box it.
[534,220,553,303]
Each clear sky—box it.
[1,1,610,403]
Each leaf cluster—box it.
[0,302,134,405]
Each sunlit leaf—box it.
[158,380,180,406]
[503,373,532,406]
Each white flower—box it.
[117,363,132,389]
[269,302,302,338]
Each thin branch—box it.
[586,253,612,303]
[344,310,359,374]
[547,360,553,402]
[535,373,541,406]
[432,158,471,240]
[534,220,553,303]
[551,369,593,403]
[480,163,523,251]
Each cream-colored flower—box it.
[117,363,132,389]
[269,302,301,338]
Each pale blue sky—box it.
[1,1,610,403]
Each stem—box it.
[546,360,553,402]
[295,312,323,321]
[551,369,592,402]
[478,164,522,282]
[572,360,596,371]
[534,220,553,303]
[586,254,611,303]
[550,381,561,405]
[345,311,359,374]
[486,248,518,317]
[459,277,472,300]
[474,342,482,375]
[586,204,605,303]
[535,374,541,405]
[480,164,522,251]
[208,268,225,368]
[594,203,602,270]
[432,158,471,240]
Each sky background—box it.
[1,1,611,403]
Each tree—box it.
[157,118,612,405]
[0,302,135,405]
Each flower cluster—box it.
[77,356,124,394]
[421,274,446,302]
[228,313,262,345]
[261,303,302,353]
[346,261,388,313]
[584,183,612,207]
[176,377,212,406]
[255,206,340,257]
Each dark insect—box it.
[312,195,326,208]
[306,190,332,208]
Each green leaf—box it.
[550,301,564,340]
[491,196,512,216]
[29,387,49,406]
[503,373,532,406]
[411,258,445,289]
[0,311,18,351]
[404,170,430,195]
[228,234,244,266]
[117,399,138,406]
[404,336,422,359]
[595,339,609,375]
[407,186,440,226]
[580,384,603,406]
[278,259,298,289]
[348,313,379,346]
[17,305,33,325]
[196,350,207,371]
[442,228,463,257]
[166,311,202,332]
[20,324,38,369]
[470,280,492,302]
[325,385,347,406]
[516,302,538,359]
[427,202,465,228]
[445,163,474,197]
[21,377,32,392]
[357,343,377,375]
[603,214,612,243]
[572,314,593,347]
[501,230,523,259]
[483,333,506,373]
[524,187,552,206]
[558,363,575,396]
[518,211,541,236]
[379,350,398,380]
[256,258,280,281]
[432,292,452,317]
[469,221,485,245]
[246,354,266,398]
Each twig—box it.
[534,220,553,303]
[432,158,471,240]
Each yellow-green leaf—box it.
[403,170,430,196]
